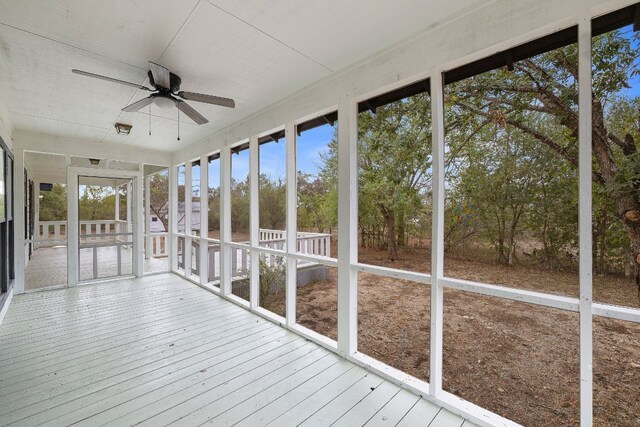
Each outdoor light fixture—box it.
[89,158,100,165]
[114,122,132,135]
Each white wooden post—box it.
[578,17,593,427]
[145,174,151,260]
[220,147,232,296]
[199,154,209,285]
[126,181,132,235]
[286,122,297,326]
[184,161,192,277]
[115,184,120,221]
[66,156,78,287]
[337,96,358,356]
[430,71,446,397]
[249,135,259,309]
[169,165,178,272]
[13,148,26,294]
[135,168,143,277]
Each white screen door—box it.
[67,167,142,286]
[77,175,135,282]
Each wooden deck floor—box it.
[0,274,474,427]
[24,246,168,291]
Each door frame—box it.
[67,167,143,286]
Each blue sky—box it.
[206,123,336,188]
[619,25,640,98]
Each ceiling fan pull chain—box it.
[148,104,152,136]
[177,108,181,141]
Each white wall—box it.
[172,0,632,163]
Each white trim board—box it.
[0,288,14,326]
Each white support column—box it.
[67,156,78,287]
[430,71,445,397]
[285,122,297,327]
[220,147,232,296]
[145,174,151,261]
[115,185,120,222]
[184,161,192,277]
[249,135,259,309]
[13,148,25,294]
[578,17,593,427]
[337,95,358,357]
[135,167,144,277]
[199,155,209,285]
[169,164,178,272]
[126,181,132,234]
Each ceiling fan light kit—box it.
[72,61,236,136]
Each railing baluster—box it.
[117,244,122,276]
[93,246,98,279]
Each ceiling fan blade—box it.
[175,99,209,125]
[149,62,171,89]
[121,96,154,112]
[177,91,235,108]
[72,69,152,91]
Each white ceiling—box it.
[0,0,484,152]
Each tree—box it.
[356,93,432,260]
[149,172,169,231]
[231,176,249,234]
[259,174,286,230]
[39,184,67,221]
[447,29,640,292]
[208,186,220,235]
[297,172,331,233]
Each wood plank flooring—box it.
[0,274,473,427]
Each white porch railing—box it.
[177,229,332,284]
[37,220,67,245]
[37,220,169,259]
[259,229,331,257]
[37,220,128,245]
[147,233,169,258]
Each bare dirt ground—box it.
[286,245,640,427]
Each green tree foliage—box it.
[39,184,67,221]
[297,172,334,233]
[444,28,640,292]
[312,28,640,302]
[208,185,220,233]
[259,174,286,230]
[356,93,433,260]
[78,185,127,221]
[231,176,249,233]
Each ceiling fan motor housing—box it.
[148,70,182,92]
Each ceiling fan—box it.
[71,62,235,125]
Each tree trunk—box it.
[396,208,406,247]
[508,227,516,266]
[592,99,640,295]
[599,212,607,276]
[380,204,398,261]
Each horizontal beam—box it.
[353,262,431,284]
[592,302,640,323]
[440,277,580,312]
